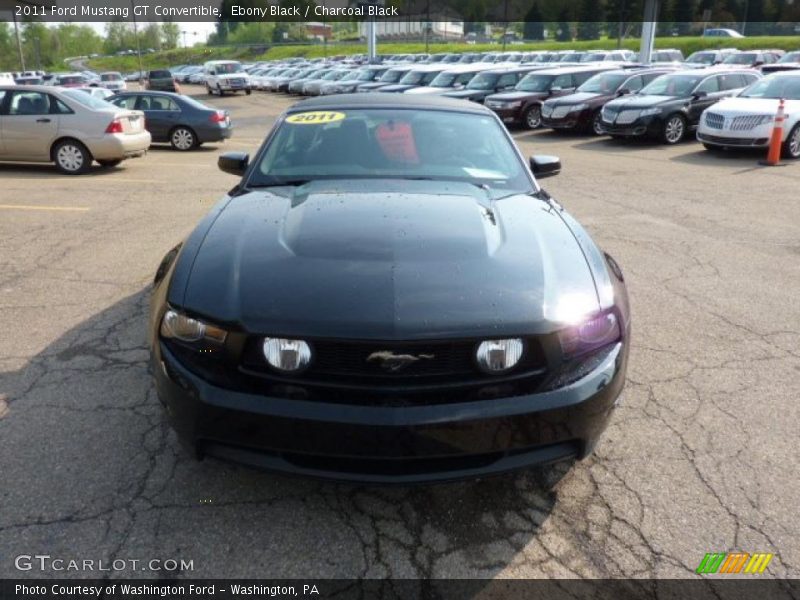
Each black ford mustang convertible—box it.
[149,94,630,483]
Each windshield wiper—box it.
[246,179,313,188]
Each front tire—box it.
[590,110,604,136]
[217,84,224,96]
[661,114,686,144]
[245,89,252,96]
[170,127,197,151]
[782,123,800,159]
[206,85,214,96]
[524,105,542,130]
[53,140,92,175]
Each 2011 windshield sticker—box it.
[286,112,346,125]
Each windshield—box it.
[640,74,702,96]
[740,76,800,100]
[581,53,607,62]
[359,69,381,80]
[778,52,800,63]
[400,70,427,84]
[723,53,757,64]
[467,73,500,90]
[430,71,474,88]
[560,53,583,62]
[516,74,555,92]
[444,55,462,63]
[686,52,716,64]
[578,72,629,93]
[61,89,114,109]
[380,69,406,82]
[59,76,85,84]
[250,108,531,197]
[101,73,122,81]
[323,70,347,81]
[215,63,243,74]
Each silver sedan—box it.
[0,84,151,174]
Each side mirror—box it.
[617,87,631,96]
[530,155,561,179]
[692,90,708,100]
[550,86,562,93]
[218,152,249,177]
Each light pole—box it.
[130,0,144,82]
[12,9,26,71]
[181,30,188,48]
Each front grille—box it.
[705,112,724,129]
[731,115,771,131]
[615,109,640,124]
[551,105,571,119]
[241,337,547,386]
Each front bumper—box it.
[542,109,592,131]
[486,105,523,125]
[153,340,626,484]
[600,114,661,137]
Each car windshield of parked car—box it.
[581,53,607,62]
[101,73,122,81]
[640,74,702,96]
[380,69,404,82]
[723,53,757,65]
[778,52,800,63]
[739,75,800,100]
[578,72,629,93]
[59,76,85,85]
[685,52,716,64]
[516,74,555,92]
[60,89,114,109]
[216,63,243,74]
[467,72,501,90]
[560,53,583,62]
[399,70,427,85]
[323,70,347,81]
[430,71,474,88]
[251,109,532,197]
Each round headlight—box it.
[263,338,312,373]
[476,339,524,373]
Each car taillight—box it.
[105,119,123,134]
[209,111,226,123]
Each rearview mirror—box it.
[218,152,249,177]
[530,155,561,178]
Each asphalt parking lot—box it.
[1,85,799,580]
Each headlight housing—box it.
[505,101,522,109]
[263,338,312,373]
[160,309,227,344]
[639,107,662,117]
[570,103,588,112]
[558,312,620,359]
[476,338,524,373]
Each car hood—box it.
[177,180,600,339]
[708,96,800,114]
[487,90,546,101]
[606,94,680,108]
[548,91,607,105]
[441,89,491,100]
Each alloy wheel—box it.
[664,116,685,144]
[525,106,542,129]
[592,112,604,135]
[788,125,800,158]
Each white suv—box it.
[204,61,251,96]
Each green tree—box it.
[228,22,275,45]
[555,8,572,41]
[576,0,603,39]
[161,22,180,49]
[673,0,696,34]
[523,2,546,40]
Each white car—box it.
[203,60,251,96]
[0,72,15,85]
[697,71,800,159]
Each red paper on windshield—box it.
[375,121,419,164]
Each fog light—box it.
[476,339,524,373]
[263,338,312,373]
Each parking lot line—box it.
[0,203,89,212]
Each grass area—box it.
[87,36,800,72]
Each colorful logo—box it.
[696,552,773,574]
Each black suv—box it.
[542,67,676,134]
[484,65,616,129]
[442,66,540,103]
[600,69,761,144]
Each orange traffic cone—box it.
[760,98,786,167]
